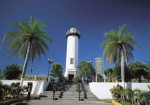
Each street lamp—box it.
[86,60,92,83]
[47,58,53,81]
[30,68,33,74]
[87,60,92,64]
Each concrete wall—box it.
[1,80,49,95]
[89,82,150,99]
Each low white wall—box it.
[1,80,49,95]
[89,82,150,99]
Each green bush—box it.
[9,82,22,98]
[73,76,82,83]
[0,81,3,100]
[110,84,123,102]
[110,84,150,105]
[136,91,150,104]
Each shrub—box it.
[73,76,82,83]
[136,91,150,104]
[10,82,22,98]
[121,88,133,103]
[110,84,123,102]
[0,81,3,100]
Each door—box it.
[68,74,74,82]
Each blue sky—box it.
[0,0,150,75]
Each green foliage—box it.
[51,63,63,82]
[105,62,149,82]
[4,16,52,85]
[3,64,22,80]
[4,16,51,61]
[0,81,3,100]
[148,85,150,89]
[104,68,113,82]
[73,76,82,83]
[132,87,150,105]
[22,85,28,92]
[112,65,121,81]
[110,84,123,101]
[0,81,25,101]
[101,24,140,64]
[77,61,95,82]
[9,82,22,98]
[127,62,149,82]
[137,91,150,101]
[121,88,133,103]
[101,24,140,82]
[110,84,150,105]
[97,75,104,82]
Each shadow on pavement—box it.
[15,103,28,105]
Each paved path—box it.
[12,98,113,105]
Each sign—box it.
[95,57,103,74]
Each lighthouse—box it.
[64,27,80,81]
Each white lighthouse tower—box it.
[64,27,80,81]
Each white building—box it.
[64,27,80,81]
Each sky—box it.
[0,0,150,75]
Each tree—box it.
[51,63,63,82]
[77,61,95,82]
[127,62,149,82]
[4,16,51,86]
[104,68,113,82]
[97,74,104,82]
[144,61,150,80]
[101,24,140,83]
[112,65,121,81]
[3,64,22,80]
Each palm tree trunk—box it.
[121,50,125,87]
[20,42,31,86]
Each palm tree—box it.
[104,68,113,82]
[4,16,51,86]
[101,24,139,83]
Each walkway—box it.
[12,98,113,105]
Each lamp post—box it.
[30,68,33,74]
[47,58,53,81]
[87,60,92,83]
[87,60,92,64]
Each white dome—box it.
[66,27,80,38]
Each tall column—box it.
[64,27,80,81]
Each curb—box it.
[112,100,122,105]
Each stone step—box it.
[63,92,83,95]
[59,98,84,100]
[42,83,98,101]
[43,91,61,93]
[61,96,84,98]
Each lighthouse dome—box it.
[66,27,80,38]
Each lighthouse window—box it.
[70,58,74,64]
